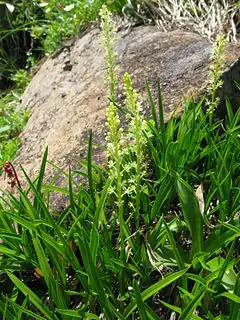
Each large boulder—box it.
[1,25,240,209]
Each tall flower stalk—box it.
[100,5,126,293]
[123,73,148,238]
[100,5,123,221]
[206,34,226,127]
[100,7,148,288]
[105,103,124,234]
[99,5,118,103]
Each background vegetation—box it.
[0,0,127,165]
[1,0,240,165]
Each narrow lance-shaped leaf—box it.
[7,273,54,320]
[77,228,123,320]
[230,272,240,320]
[176,178,203,257]
[157,79,166,153]
[124,268,188,318]
[88,129,95,206]
[32,236,67,309]
[146,80,158,130]
[179,287,206,320]
[133,280,148,320]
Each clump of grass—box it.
[0,6,239,320]
[0,88,28,168]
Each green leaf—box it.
[214,240,236,291]
[133,280,148,320]
[160,299,182,314]
[7,273,54,320]
[0,298,12,320]
[17,295,29,320]
[88,129,95,205]
[163,219,185,270]
[0,125,10,134]
[144,303,161,320]
[160,299,204,319]
[0,231,21,241]
[0,211,37,232]
[146,80,158,131]
[225,97,234,124]
[8,297,46,320]
[157,80,166,151]
[68,165,76,209]
[150,178,173,222]
[204,229,237,254]
[176,178,203,257]
[111,258,144,277]
[36,147,48,194]
[0,245,26,261]
[90,223,99,265]
[187,273,208,286]
[230,272,240,320]
[179,287,206,320]
[124,268,188,318]
[219,221,240,235]
[76,228,123,320]
[32,235,67,309]
[216,292,240,303]
[18,188,38,221]
[56,309,100,319]
[93,176,111,226]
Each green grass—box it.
[0,73,240,319]
[0,0,127,86]
[0,87,28,167]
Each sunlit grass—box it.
[0,80,239,318]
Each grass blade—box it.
[157,79,166,153]
[230,272,240,320]
[90,223,99,265]
[133,280,148,320]
[124,268,188,318]
[88,129,95,206]
[36,147,48,194]
[163,219,185,270]
[216,291,240,303]
[176,178,203,257]
[146,80,158,130]
[32,235,67,309]
[7,273,54,320]
[57,309,100,319]
[76,228,122,320]
[179,287,206,320]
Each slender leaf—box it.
[179,287,206,320]
[146,80,158,130]
[176,178,203,257]
[88,129,95,205]
[124,268,188,318]
[133,280,148,320]
[7,273,54,320]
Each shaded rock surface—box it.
[1,25,240,209]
